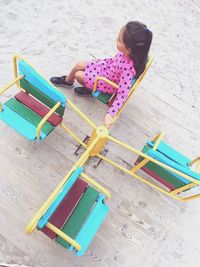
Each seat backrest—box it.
[147,149,200,182]
[114,57,153,120]
[18,60,67,117]
[147,140,190,167]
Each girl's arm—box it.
[107,69,135,117]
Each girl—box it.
[50,21,153,128]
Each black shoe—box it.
[74,87,92,96]
[50,76,74,88]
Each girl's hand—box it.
[104,113,114,129]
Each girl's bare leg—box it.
[65,61,87,83]
[74,71,85,86]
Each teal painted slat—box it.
[37,167,83,229]
[18,60,67,106]
[92,77,135,99]
[0,105,46,140]
[147,140,190,166]
[146,149,200,183]
[92,90,101,98]
[132,77,136,84]
[69,195,109,256]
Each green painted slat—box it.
[137,145,185,188]
[20,79,65,117]
[5,98,54,136]
[97,92,113,104]
[144,161,185,188]
[56,186,99,248]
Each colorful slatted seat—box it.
[92,57,153,121]
[0,55,66,140]
[35,167,109,256]
[135,136,200,194]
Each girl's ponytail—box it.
[124,21,153,78]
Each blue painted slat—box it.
[93,77,135,99]
[92,90,101,98]
[131,77,136,84]
[69,195,109,256]
[0,105,46,140]
[37,167,83,230]
[18,60,67,107]
[147,140,190,167]
[146,149,200,183]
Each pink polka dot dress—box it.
[84,51,136,117]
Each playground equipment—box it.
[25,126,111,256]
[92,57,153,123]
[134,132,200,200]
[26,166,111,256]
[0,55,97,141]
[0,55,153,142]
[85,130,200,202]
[25,125,200,256]
[1,55,200,257]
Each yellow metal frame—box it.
[93,57,153,124]
[103,133,200,202]
[26,127,200,250]
[0,75,24,112]
[73,128,200,202]
[36,101,61,139]
[114,57,153,122]
[46,124,200,204]
[1,53,198,258]
[93,76,119,93]
[1,55,199,255]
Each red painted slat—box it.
[41,178,88,239]
[15,91,63,126]
[141,166,175,191]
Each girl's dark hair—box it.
[123,21,153,78]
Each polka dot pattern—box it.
[84,52,136,117]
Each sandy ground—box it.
[0,0,200,266]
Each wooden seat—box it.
[37,167,109,256]
[92,58,153,122]
[135,137,200,194]
[0,55,66,140]
[15,91,63,127]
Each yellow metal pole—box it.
[0,75,24,96]
[170,183,196,195]
[131,158,149,173]
[46,222,81,251]
[96,153,184,202]
[131,132,163,173]
[36,102,61,139]
[152,132,164,149]
[113,57,153,122]
[181,193,200,202]
[13,55,20,89]
[61,122,87,148]
[81,172,111,199]
[93,76,119,93]
[189,157,200,173]
[0,75,24,112]
[86,126,109,156]
[67,99,97,129]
